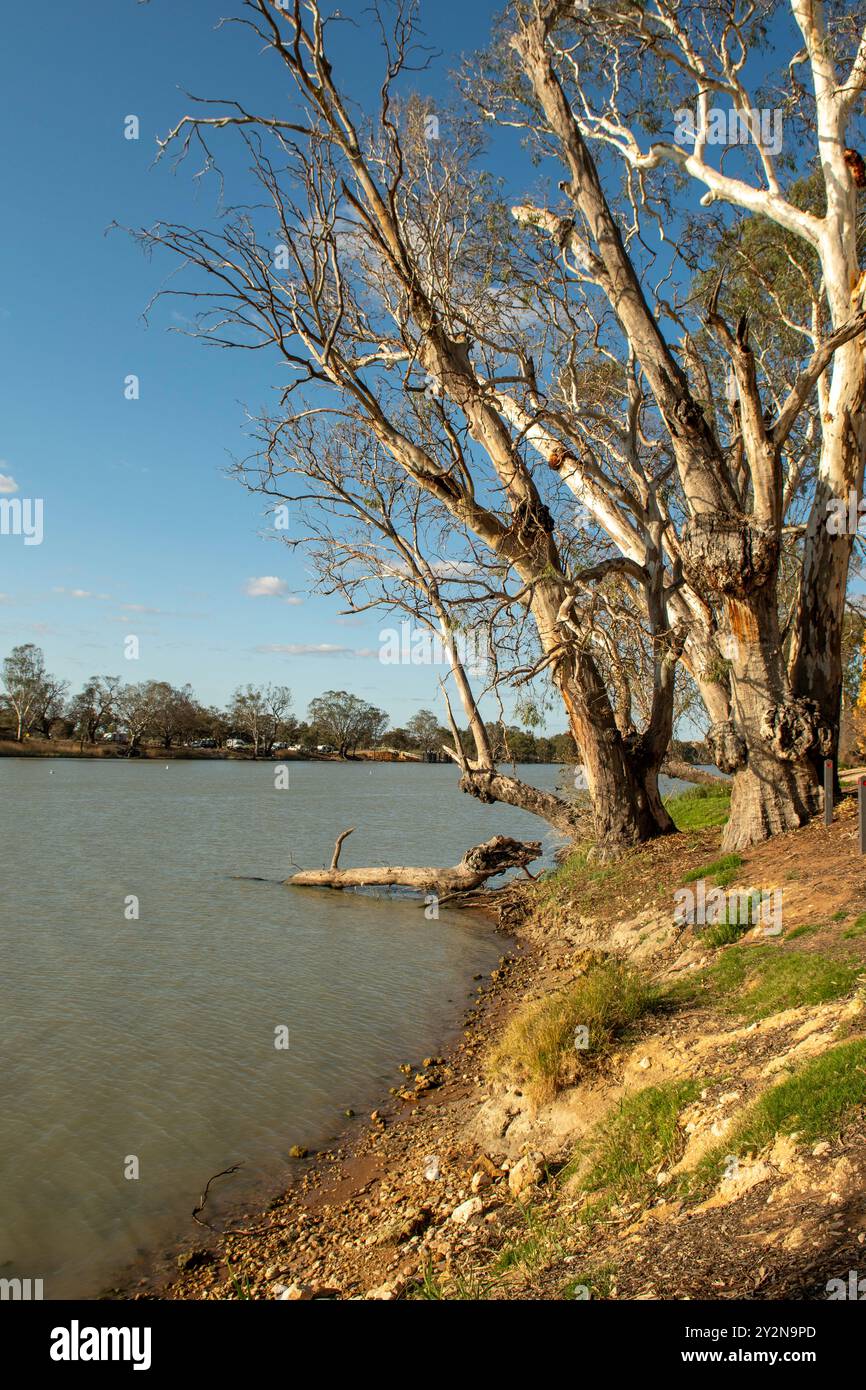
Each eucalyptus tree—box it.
[231,683,294,756]
[1,643,50,742]
[472,0,866,847]
[141,0,690,851]
[307,690,388,758]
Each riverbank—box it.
[119,783,866,1301]
[0,739,563,766]
[0,738,415,762]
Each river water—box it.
[0,757,698,1297]
[0,758,570,1297]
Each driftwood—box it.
[286,829,542,894]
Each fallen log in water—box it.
[286,829,542,895]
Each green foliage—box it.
[691,1042,866,1194]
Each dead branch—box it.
[330,827,355,869]
[286,834,542,894]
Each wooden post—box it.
[824,759,834,827]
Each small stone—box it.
[812,1141,831,1158]
[638,1056,652,1070]
[176,1248,214,1273]
[366,1281,396,1300]
[289,1144,308,1159]
[451,1196,484,1225]
[508,1151,544,1199]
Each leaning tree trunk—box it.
[455,767,585,838]
[532,583,676,852]
[684,515,826,852]
[790,340,866,776]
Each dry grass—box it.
[488,958,657,1103]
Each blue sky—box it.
[0,0,509,728]
[1,2,853,734]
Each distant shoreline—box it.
[0,740,568,766]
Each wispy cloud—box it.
[0,469,19,494]
[54,587,112,600]
[256,642,374,657]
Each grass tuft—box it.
[489,958,657,1102]
[681,852,744,887]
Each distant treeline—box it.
[0,642,634,763]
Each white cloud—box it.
[0,471,19,494]
[283,595,303,606]
[54,587,111,600]
[257,642,352,656]
[244,576,288,597]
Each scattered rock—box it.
[508,1150,544,1199]
[289,1145,308,1160]
[176,1249,214,1273]
[275,1281,341,1301]
[451,1196,484,1225]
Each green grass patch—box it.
[786,923,821,941]
[665,946,861,1022]
[691,1041,866,1192]
[488,958,657,1102]
[531,845,621,911]
[410,1260,492,1301]
[566,1078,703,1207]
[665,783,731,831]
[843,914,866,940]
[681,852,743,887]
[701,915,751,948]
[493,1203,566,1276]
